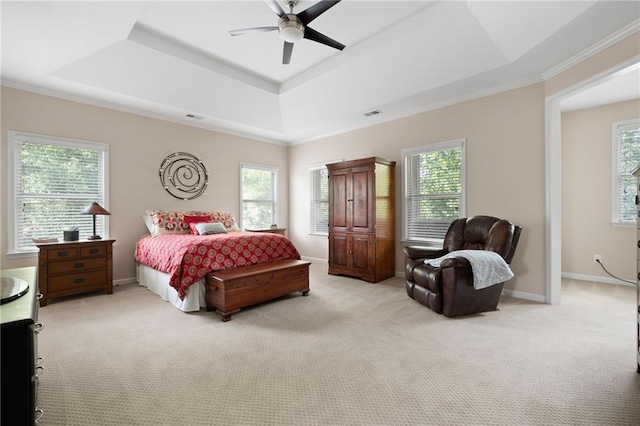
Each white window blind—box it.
[402,139,465,242]
[613,119,640,224]
[310,165,329,235]
[9,131,109,253]
[240,163,278,230]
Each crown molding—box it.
[1,79,289,146]
[543,19,640,81]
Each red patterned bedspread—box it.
[134,232,301,299]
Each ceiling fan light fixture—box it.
[279,15,304,43]
[230,0,345,64]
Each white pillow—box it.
[195,222,227,235]
[143,214,154,233]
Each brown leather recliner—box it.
[404,216,521,317]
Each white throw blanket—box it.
[425,250,514,290]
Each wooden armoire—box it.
[326,157,396,282]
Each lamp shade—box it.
[80,202,110,240]
[80,202,111,216]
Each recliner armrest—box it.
[440,257,472,270]
[403,246,447,260]
[440,257,473,287]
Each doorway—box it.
[545,58,640,304]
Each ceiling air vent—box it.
[185,113,204,120]
[364,109,382,117]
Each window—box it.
[310,164,329,235]
[612,119,640,225]
[240,163,277,230]
[402,139,466,242]
[8,131,109,254]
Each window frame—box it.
[239,162,278,230]
[401,138,466,245]
[309,161,336,236]
[7,131,110,257]
[611,118,640,227]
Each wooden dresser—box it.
[326,157,396,283]
[36,239,115,306]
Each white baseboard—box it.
[561,272,636,287]
[300,256,327,265]
[501,288,546,303]
[114,277,137,286]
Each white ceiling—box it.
[560,62,640,111]
[2,1,639,145]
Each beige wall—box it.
[290,84,547,298]
[562,99,640,282]
[0,87,289,281]
[2,30,638,300]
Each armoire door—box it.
[350,233,375,277]
[329,168,349,232]
[350,165,374,233]
[328,232,349,271]
[328,232,374,279]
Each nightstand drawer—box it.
[48,270,106,292]
[80,245,107,257]
[48,258,106,275]
[49,248,79,261]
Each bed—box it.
[135,210,310,320]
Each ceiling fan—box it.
[229,0,345,65]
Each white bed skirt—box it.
[136,264,207,312]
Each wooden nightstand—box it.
[246,228,287,236]
[36,239,115,306]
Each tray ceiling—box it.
[2,1,639,144]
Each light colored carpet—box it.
[37,263,639,425]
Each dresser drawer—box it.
[48,248,79,261]
[80,245,107,257]
[48,271,106,292]
[48,258,106,275]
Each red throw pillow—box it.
[184,215,211,235]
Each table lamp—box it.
[80,202,111,240]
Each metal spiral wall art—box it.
[158,152,209,200]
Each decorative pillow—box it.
[210,211,241,232]
[145,210,191,236]
[194,222,227,235]
[184,215,211,235]
[144,210,240,236]
[188,210,240,232]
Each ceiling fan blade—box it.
[265,0,286,18]
[297,0,341,26]
[303,26,345,51]
[283,42,294,65]
[229,26,278,36]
